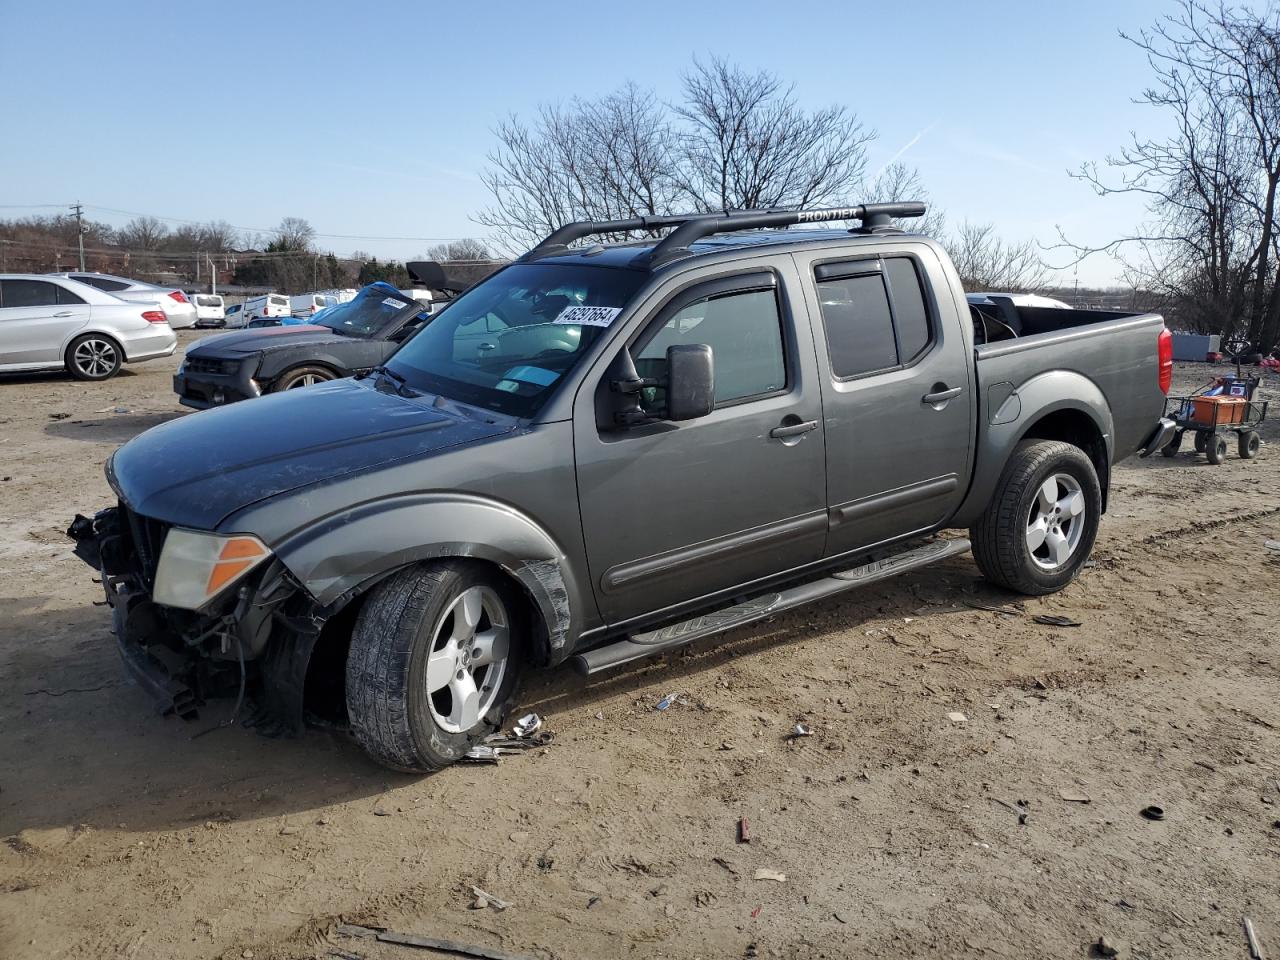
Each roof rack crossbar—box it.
[522,213,704,261]
[642,202,926,266]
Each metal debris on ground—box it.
[655,692,680,711]
[337,924,533,960]
[753,868,787,882]
[1059,788,1092,803]
[947,712,968,724]
[1139,805,1165,821]
[1095,935,1120,957]
[512,713,542,738]
[1033,614,1083,627]
[962,599,1021,617]
[738,816,751,843]
[786,723,813,739]
[462,722,554,762]
[1244,916,1266,960]
[1263,540,1280,553]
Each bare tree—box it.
[118,215,168,251]
[673,57,874,212]
[866,161,946,236]
[477,61,876,252]
[1057,1,1280,347]
[199,220,239,252]
[477,83,681,251]
[948,221,1051,292]
[273,217,316,252]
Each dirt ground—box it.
[1,333,1278,960]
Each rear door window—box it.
[816,271,897,378]
[815,256,934,378]
[0,279,61,308]
[56,284,86,305]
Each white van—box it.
[290,293,337,318]
[192,293,225,326]
[243,293,291,322]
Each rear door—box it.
[0,279,90,366]
[574,258,828,626]
[791,244,974,556]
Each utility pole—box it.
[208,254,217,295]
[70,201,86,271]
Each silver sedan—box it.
[51,271,199,329]
[0,274,177,380]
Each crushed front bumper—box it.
[67,507,321,732]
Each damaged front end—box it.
[67,504,330,734]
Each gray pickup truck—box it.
[69,202,1177,771]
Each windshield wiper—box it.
[370,364,419,397]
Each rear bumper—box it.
[121,328,178,363]
[1138,417,1178,458]
[166,304,199,329]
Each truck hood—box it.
[187,325,348,357]
[108,378,513,529]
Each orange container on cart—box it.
[1190,395,1247,426]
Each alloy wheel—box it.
[73,338,118,378]
[1025,473,1086,570]
[424,586,510,733]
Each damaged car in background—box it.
[70,201,1177,772]
[173,265,460,407]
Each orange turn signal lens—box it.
[206,537,269,595]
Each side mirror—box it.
[664,343,714,421]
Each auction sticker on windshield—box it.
[553,305,622,327]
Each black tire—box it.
[969,440,1102,596]
[65,333,123,381]
[1194,431,1209,453]
[1206,434,1228,465]
[1161,430,1183,457]
[1239,430,1261,459]
[271,365,336,392]
[345,560,526,772]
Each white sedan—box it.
[0,274,177,380]
[50,271,199,329]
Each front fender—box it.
[273,493,579,659]
[952,370,1114,527]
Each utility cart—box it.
[1162,339,1268,464]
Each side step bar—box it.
[572,537,971,676]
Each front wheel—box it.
[271,365,335,391]
[1206,433,1228,465]
[346,561,526,772]
[970,440,1102,596]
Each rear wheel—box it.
[345,561,526,772]
[1206,434,1229,465]
[65,334,122,381]
[970,440,1101,596]
[1161,430,1183,457]
[1239,430,1261,459]
[1194,431,1209,453]
[272,365,335,391]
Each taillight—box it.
[168,291,188,304]
[1158,327,1173,395]
[142,310,168,324]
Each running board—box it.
[572,537,971,676]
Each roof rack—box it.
[640,202,926,266]
[518,202,926,267]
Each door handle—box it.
[769,418,818,439]
[54,311,74,317]
[922,386,963,405]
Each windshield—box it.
[315,284,420,338]
[388,263,645,417]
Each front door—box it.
[574,261,828,626]
[791,245,974,556]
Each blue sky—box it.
[1,0,1176,284]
